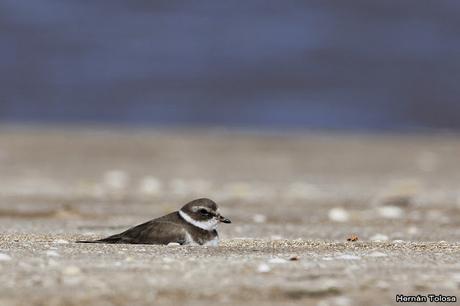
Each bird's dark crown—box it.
[180,198,218,221]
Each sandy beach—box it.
[0,127,459,306]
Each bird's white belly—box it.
[184,231,219,246]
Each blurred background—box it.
[1,0,460,131]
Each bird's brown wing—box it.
[92,219,189,245]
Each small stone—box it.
[377,206,404,219]
[167,242,180,246]
[336,254,361,260]
[257,263,271,273]
[328,208,349,222]
[62,266,81,276]
[407,226,418,235]
[252,214,267,223]
[268,258,287,264]
[375,280,389,289]
[289,256,300,261]
[369,234,389,241]
[0,253,12,261]
[346,234,359,242]
[46,250,60,257]
[104,170,129,190]
[139,176,162,195]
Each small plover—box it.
[77,198,231,246]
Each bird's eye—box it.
[199,209,209,215]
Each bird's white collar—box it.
[179,210,218,231]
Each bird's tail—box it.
[75,240,97,243]
[76,235,122,244]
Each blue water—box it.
[1,1,460,131]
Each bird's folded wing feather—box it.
[105,220,189,245]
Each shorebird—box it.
[77,198,231,246]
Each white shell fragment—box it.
[252,214,267,223]
[377,206,404,219]
[336,254,361,260]
[268,258,288,264]
[46,250,60,257]
[257,263,271,273]
[328,208,350,222]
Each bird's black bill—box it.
[218,215,231,223]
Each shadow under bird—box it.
[77,198,231,246]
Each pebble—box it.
[336,254,361,260]
[104,170,129,190]
[407,226,419,235]
[62,266,81,276]
[139,176,162,195]
[0,253,12,261]
[377,206,404,219]
[252,214,267,223]
[369,233,389,241]
[167,242,180,246]
[328,208,350,222]
[268,258,287,264]
[257,263,271,273]
[375,280,389,289]
[46,250,60,257]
